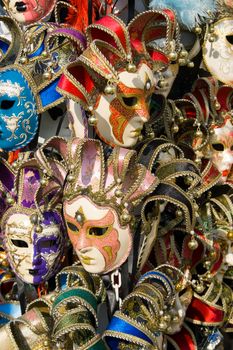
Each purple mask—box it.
[1,165,65,284]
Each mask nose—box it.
[32,254,43,267]
[74,230,92,251]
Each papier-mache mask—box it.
[203,17,233,86]
[0,18,86,151]
[58,11,178,148]
[3,0,56,25]
[36,137,159,274]
[1,159,65,284]
[183,78,233,183]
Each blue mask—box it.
[0,67,38,151]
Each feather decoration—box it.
[149,0,217,30]
[65,0,101,32]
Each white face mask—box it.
[209,118,233,182]
[203,18,233,85]
[64,196,132,274]
[94,63,154,148]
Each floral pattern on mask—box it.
[0,69,38,151]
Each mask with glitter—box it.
[1,165,65,284]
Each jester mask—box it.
[1,163,65,284]
[35,137,159,274]
[58,12,176,148]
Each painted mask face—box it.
[64,196,132,274]
[94,63,154,148]
[203,18,233,85]
[216,229,233,281]
[155,63,179,98]
[0,69,38,151]
[3,0,56,25]
[4,210,64,284]
[209,117,233,182]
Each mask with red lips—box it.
[3,0,56,24]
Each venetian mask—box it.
[1,164,65,284]
[203,18,233,86]
[3,0,56,25]
[94,63,154,147]
[208,117,233,182]
[3,209,64,284]
[58,12,176,148]
[0,67,38,151]
[39,137,159,275]
[64,196,132,274]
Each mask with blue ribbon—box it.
[0,18,86,152]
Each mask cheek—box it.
[97,229,120,269]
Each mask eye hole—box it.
[122,96,138,107]
[89,226,108,237]
[226,35,233,45]
[0,100,15,110]
[11,239,28,248]
[212,143,224,151]
[67,222,79,233]
[39,239,57,249]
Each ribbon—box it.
[186,296,224,325]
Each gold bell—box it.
[88,115,97,126]
[187,61,194,68]
[194,27,202,34]
[158,79,168,89]
[169,52,178,61]
[121,210,131,224]
[127,63,137,73]
[172,124,179,133]
[104,84,115,95]
[179,49,188,58]
[67,174,75,182]
[30,214,38,224]
[178,58,187,66]
[215,100,221,110]
[227,231,233,241]
[20,56,28,64]
[6,196,14,205]
[40,178,48,186]
[209,35,216,42]
[43,71,52,80]
[188,238,198,250]
[35,225,43,233]
[115,189,123,198]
